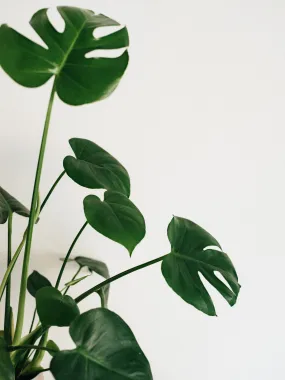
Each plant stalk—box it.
[4,212,13,344]
[76,254,167,304]
[40,170,65,212]
[63,265,83,295]
[55,222,88,289]
[14,79,57,344]
[9,345,56,354]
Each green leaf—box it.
[84,191,146,255]
[51,308,152,380]
[27,271,52,297]
[161,216,240,316]
[64,138,130,196]
[47,340,60,357]
[17,366,45,380]
[0,337,15,380]
[75,256,110,303]
[0,6,129,105]
[0,187,29,224]
[36,287,80,327]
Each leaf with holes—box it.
[51,308,153,380]
[0,337,15,380]
[0,187,29,224]
[75,256,110,304]
[162,216,240,316]
[64,138,130,196]
[0,6,129,105]
[36,287,79,327]
[84,191,145,255]
[27,271,52,297]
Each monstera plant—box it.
[0,6,241,380]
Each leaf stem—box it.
[55,222,88,289]
[63,265,83,295]
[8,344,56,354]
[14,79,57,344]
[28,309,37,334]
[40,170,65,212]
[4,212,13,344]
[76,254,167,304]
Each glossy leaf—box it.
[75,256,110,303]
[36,287,79,327]
[47,340,60,357]
[0,337,15,380]
[0,187,29,224]
[84,191,145,255]
[51,308,152,380]
[27,271,52,297]
[64,138,130,196]
[162,216,240,316]
[0,6,129,105]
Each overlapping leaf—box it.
[64,138,130,196]
[0,6,129,105]
[84,191,145,255]
[27,271,52,297]
[162,216,240,316]
[51,308,153,380]
[0,187,29,224]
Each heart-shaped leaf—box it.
[84,191,145,255]
[0,6,129,105]
[75,256,110,304]
[36,287,79,327]
[0,187,29,224]
[162,216,240,316]
[27,271,52,297]
[64,138,130,196]
[51,308,152,380]
[0,337,14,380]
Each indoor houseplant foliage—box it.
[0,5,241,380]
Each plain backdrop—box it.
[1,0,285,379]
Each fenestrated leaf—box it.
[27,271,52,297]
[0,6,129,105]
[36,287,79,327]
[162,216,240,316]
[0,187,29,224]
[50,308,153,380]
[64,138,130,196]
[0,337,15,380]
[75,256,110,304]
[84,191,145,255]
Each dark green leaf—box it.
[36,287,80,327]
[162,216,240,316]
[64,138,130,196]
[0,337,15,380]
[84,191,145,255]
[0,7,129,105]
[27,271,52,297]
[47,340,60,357]
[51,308,152,380]
[0,187,29,224]
[75,256,110,304]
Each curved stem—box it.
[75,255,167,304]
[40,170,65,212]
[63,265,83,295]
[55,222,88,289]
[28,309,37,334]
[4,212,13,344]
[0,171,65,302]
[9,344,56,354]
[14,80,57,344]
[0,232,26,301]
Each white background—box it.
[1,0,285,379]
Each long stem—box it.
[14,80,57,344]
[4,212,13,344]
[76,255,167,304]
[0,171,65,301]
[55,222,88,289]
[63,266,83,295]
[28,309,37,334]
[9,344,56,354]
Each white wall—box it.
[1,0,285,379]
